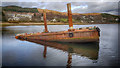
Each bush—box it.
[59,18,77,23]
[60,18,68,23]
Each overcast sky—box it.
[2,2,119,15]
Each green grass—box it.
[0,22,89,27]
[0,22,119,27]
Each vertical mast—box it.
[67,3,73,29]
[43,9,48,32]
[37,8,48,32]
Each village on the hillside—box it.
[1,6,119,24]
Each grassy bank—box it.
[0,22,88,27]
[0,22,118,27]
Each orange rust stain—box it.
[15,36,18,39]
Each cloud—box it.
[71,2,118,15]
[39,2,67,11]
[2,2,39,8]
[2,2,119,15]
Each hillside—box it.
[1,6,120,23]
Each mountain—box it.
[1,6,119,23]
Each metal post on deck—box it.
[67,3,73,29]
[43,9,49,33]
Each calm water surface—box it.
[2,24,118,66]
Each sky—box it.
[1,0,119,15]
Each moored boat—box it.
[15,3,100,43]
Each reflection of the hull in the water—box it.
[27,39,99,60]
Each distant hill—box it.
[2,6,38,13]
[1,6,120,23]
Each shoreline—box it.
[0,22,119,27]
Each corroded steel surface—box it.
[15,28,100,43]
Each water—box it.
[1,24,119,66]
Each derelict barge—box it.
[15,3,100,43]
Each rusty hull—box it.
[15,28,99,43]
